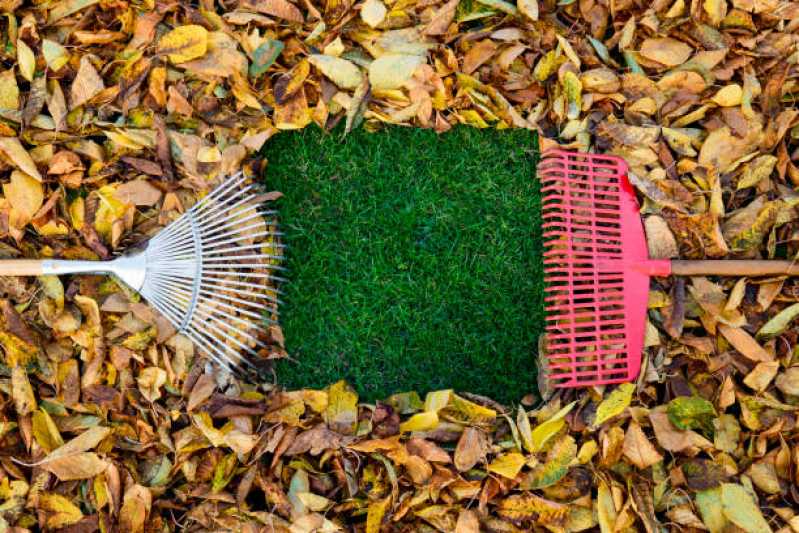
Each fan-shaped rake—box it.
[541,149,799,388]
[0,173,283,378]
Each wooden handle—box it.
[671,260,799,277]
[0,259,45,276]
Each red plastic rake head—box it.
[539,149,649,388]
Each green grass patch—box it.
[264,126,542,403]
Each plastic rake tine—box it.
[541,149,799,389]
[0,172,283,378]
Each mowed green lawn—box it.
[264,126,542,403]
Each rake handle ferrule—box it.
[670,260,799,277]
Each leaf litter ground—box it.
[0,0,799,530]
[267,126,541,402]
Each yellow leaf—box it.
[577,439,598,463]
[16,39,35,82]
[42,39,70,71]
[308,54,363,89]
[597,480,617,533]
[32,408,64,453]
[0,138,44,181]
[517,406,534,453]
[297,491,333,512]
[366,497,390,533]
[158,25,209,64]
[712,84,743,107]
[369,54,424,90]
[594,383,635,427]
[424,389,452,411]
[530,401,576,451]
[487,452,526,479]
[325,380,358,435]
[447,393,496,424]
[0,69,20,110]
[523,435,576,489]
[3,171,43,229]
[39,493,83,529]
[192,412,226,447]
[137,366,167,402]
[360,0,387,27]
[41,426,111,464]
[399,411,439,433]
[11,366,36,416]
[517,0,538,20]
[496,493,567,524]
[720,483,772,533]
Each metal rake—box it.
[0,173,284,378]
[541,149,799,388]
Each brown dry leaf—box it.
[423,0,459,35]
[639,38,693,66]
[70,55,105,109]
[41,452,109,481]
[454,426,487,472]
[462,40,498,75]
[455,509,480,533]
[11,365,36,416]
[644,215,679,258]
[718,324,773,362]
[114,180,163,206]
[622,421,663,469]
[120,484,152,533]
[649,410,713,454]
[743,361,780,392]
[243,0,304,22]
[187,373,216,411]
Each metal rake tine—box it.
[0,172,285,380]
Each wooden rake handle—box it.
[0,259,46,276]
[671,260,799,277]
[0,259,106,277]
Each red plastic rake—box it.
[540,149,799,388]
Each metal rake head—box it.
[127,173,284,378]
[539,149,648,388]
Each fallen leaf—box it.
[16,39,35,82]
[369,54,424,90]
[157,25,209,64]
[622,421,663,469]
[718,324,773,362]
[454,427,487,472]
[487,452,525,479]
[114,180,163,206]
[42,452,109,481]
[39,493,84,529]
[0,137,44,181]
[308,55,363,89]
[594,383,635,427]
[639,38,693,66]
[70,55,105,108]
